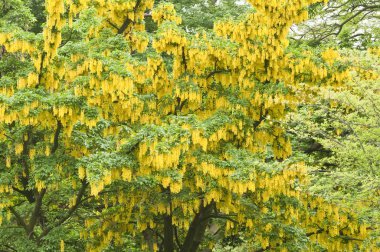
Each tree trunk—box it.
[163,214,174,252]
[181,203,214,252]
[143,229,155,251]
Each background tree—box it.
[291,0,380,48]
[170,0,249,31]
[287,48,380,250]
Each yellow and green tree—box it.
[0,0,377,251]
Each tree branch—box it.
[8,207,28,234]
[206,214,238,223]
[107,20,119,30]
[27,189,46,238]
[206,69,231,79]
[51,120,62,154]
[182,46,187,71]
[310,6,378,44]
[174,225,182,250]
[11,186,34,203]
[181,201,215,252]
[38,180,88,240]
[0,243,18,252]
[117,0,142,34]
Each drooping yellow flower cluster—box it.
[0,33,36,55]
[87,167,133,196]
[97,0,154,34]
[368,46,380,56]
[130,32,149,53]
[152,26,187,56]
[137,136,189,174]
[152,2,182,25]
[354,66,379,80]
[43,0,65,64]
[303,197,372,251]
[321,48,340,66]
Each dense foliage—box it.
[0,0,378,252]
[288,49,380,249]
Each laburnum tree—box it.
[0,0,377,251]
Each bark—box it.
[181,203,214,252]
[163,214,174,252]
[117,0,142,34]
[143,229,155,251]
[27,189,46,238]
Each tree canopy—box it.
[0,0,379,251]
